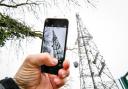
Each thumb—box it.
[25,53,58,67]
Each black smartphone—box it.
[41,18,69,75]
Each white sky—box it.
[0,0,128,88]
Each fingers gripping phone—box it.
[41,18,69,75]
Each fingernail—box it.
[53,58,58,65]
[60,71,66,78]
[62,73,66,78]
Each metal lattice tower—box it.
[52,30,64,60]
[76,14,119,89]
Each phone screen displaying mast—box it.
[41,27,67,61]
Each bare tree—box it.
[0,0,96,47]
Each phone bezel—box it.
[41,18,69,75]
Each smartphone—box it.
[41,18,69,75]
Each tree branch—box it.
[87,0,96,8]
[0,2,39,8]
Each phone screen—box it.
[42,26,67,61]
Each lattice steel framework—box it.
[76,14,119,89]
[52,30,64,60]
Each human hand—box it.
[14,53,70,89]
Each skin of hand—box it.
[14,53,70,89]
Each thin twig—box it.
[0,2,39,8]
[87,0,96,8]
